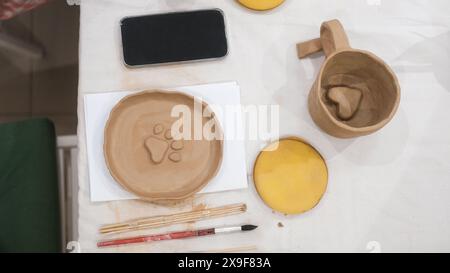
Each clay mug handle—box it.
[320,19,351,57]
[297,19,351,58]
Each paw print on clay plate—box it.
[144,123,184,164]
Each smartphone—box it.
[120,9,228,67]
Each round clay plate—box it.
[104,90,223,202]
[253,137,328,215]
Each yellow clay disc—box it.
[253,138,328,215]
[237,0,285,11]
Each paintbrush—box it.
[97,225,258,248]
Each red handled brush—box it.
[97,225,258,248]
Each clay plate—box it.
[104,90,223,202]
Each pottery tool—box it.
[97,225,258,248]
[253,137,328,215]
[99,203,247,234]
[237,0,285,11]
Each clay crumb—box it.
[277,222,284,228]
[192,203,207,211]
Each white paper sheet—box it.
[84,82,248,202]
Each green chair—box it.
[0,118,61,252]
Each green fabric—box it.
[0,118,61,253]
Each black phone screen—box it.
[120,9,228,66]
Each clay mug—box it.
[298,19,400,138]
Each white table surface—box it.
[77,0,450,252]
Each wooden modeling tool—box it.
[237,0,285,11]
[99,203,247,235]
[97,225,258,248]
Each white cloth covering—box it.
[77,0,450,252]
